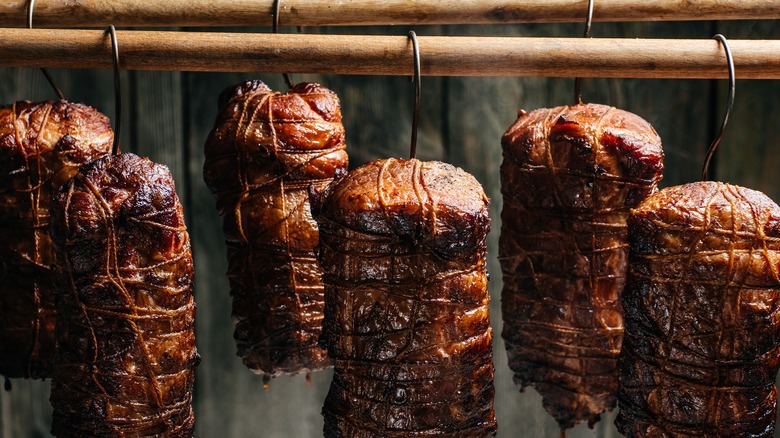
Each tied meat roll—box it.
[204,80,347,377]
[0,101,113,379]
[316,158,496,437]
[500,104,664,429]
[617,182,780,437]
[50,153,198,437]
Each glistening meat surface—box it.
[0,100,113,379]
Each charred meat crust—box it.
[50,153,198,437]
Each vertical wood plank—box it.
[127,70,186,196]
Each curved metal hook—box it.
[573,0,594,105]
[272,0,294,89]
[408,31,421,160]
[26,0,34,29]
[701,34,735,181]
[107,25,122,155]
[27,0,64,100]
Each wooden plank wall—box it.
[1,19,778,437]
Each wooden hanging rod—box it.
[1,29,779,79]
[2,0,779,28]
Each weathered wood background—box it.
[1,20,779,438]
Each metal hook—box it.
[107,25,122,156]
[272,0,294,89]
[701,34,735,181]
[27,0,64,100]
[573,0,594,105]
[272,0,281,34]
[26,0,34,29]
[408,31,421,160]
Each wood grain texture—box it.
[2,0,780,27]
[2,29,780,78]
[1,21,779,438]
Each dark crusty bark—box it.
[0,100,113,379]
[204,80,347,377]
[50,153,198,437]
[316,158,496,437]
[499,103,664,429]
[617,182,780,437]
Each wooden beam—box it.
[0,29,778,79]
[1,0,779,28]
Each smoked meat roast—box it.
[316,158,497,437]
[499,103,664,428]
[50,153,198,437]
[617,181,780,437]
[203,80,348,377]
[0,100,113,379]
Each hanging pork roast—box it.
[316,157,497,437]
[500,103,664,428]
[0,100,113,380]
[204,80,348,379]
[617,181,780,437]
[50,153,198,437]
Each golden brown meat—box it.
[617,182,780,437]
[203,80,347,378]
[50,153,198,437]
[316,158,496,437]
[0,100,113,380]
[499,103,664,429]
